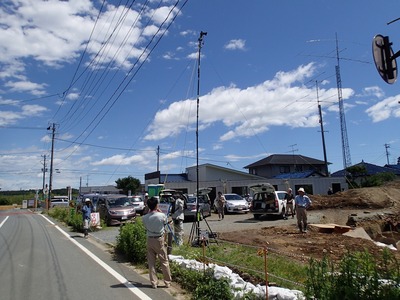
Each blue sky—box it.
[1,0,400,191]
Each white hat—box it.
[85,198,91,202]
[298,188,305,193]
[145,193,148,197]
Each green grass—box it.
[172,240,308,291]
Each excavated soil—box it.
[219,180,400,263]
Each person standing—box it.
[294,188,312,233]
[142,196,172,289]
[171,196,185,246]
[81,198,92,238]
[284,188,295,219]
[142,193,149,215]
[215,192,226,220]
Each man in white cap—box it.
[82,198,92,238]
[294,188,311,233]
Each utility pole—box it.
[47,123,56,210]
[288,144,298,172]
[316,81,329,176]
[156,145,160,172]
[41,155,47,199]
[385,143,390,165]
[79,176,82,196]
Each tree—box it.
[115,176,141,195]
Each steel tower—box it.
[335,34,352,169]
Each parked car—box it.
[214,193,249,214]
[97,195,136,226]
[78,193,101,211]
[50,196,69,208]
[249,183,287,219]
[158,189,188,216]
[129,195,145,215]
[185,188,212,220]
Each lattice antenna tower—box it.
[335,33,352,169]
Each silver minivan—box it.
[185,188,212,220]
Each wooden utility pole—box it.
[47,123,56,210]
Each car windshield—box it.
[188,195,208,203]
[160,195,174,203]
[276,192,286,200]
[131,197,142,202]
[108,197,132,207]
[188,196,196,203]
[225,194,243,201]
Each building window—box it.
[279,166,290,173]
[295,165,303,172]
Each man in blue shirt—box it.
[294,188,312,233]
[82,198,92,238]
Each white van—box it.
[50,196,69,208]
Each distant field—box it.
[0,205,21,210]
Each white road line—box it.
[40,214,151,300]
[0,216,9,228]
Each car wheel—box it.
[254,214,260,220]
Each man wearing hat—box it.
[284,188,295,219]
[294,188,311,233]
[82,198,92,238]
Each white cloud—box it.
[363,86,384,99]
[144,63,353,141]
[0,111,22,126]
[0,104,47,126]
[92,154,150,166]
[5,80,47,96]
[365,95,400,122]
[224,39,246,51]
[0,0,180,94]
[21,104,47,116]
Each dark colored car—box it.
[97,195,136,226]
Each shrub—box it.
[115,219,147,264]
[305,249,400,299]
[170,263,233,300]
[48,207,69,222]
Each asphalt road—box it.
[90,210,327,246]
[0,209,176,300]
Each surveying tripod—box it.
[188,209,218,247]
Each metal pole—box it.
[316,81,329,176]
[195,31,207,244]
[41,154,46,199]
[48,123,56,210]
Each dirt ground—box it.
[220,180,400,263]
